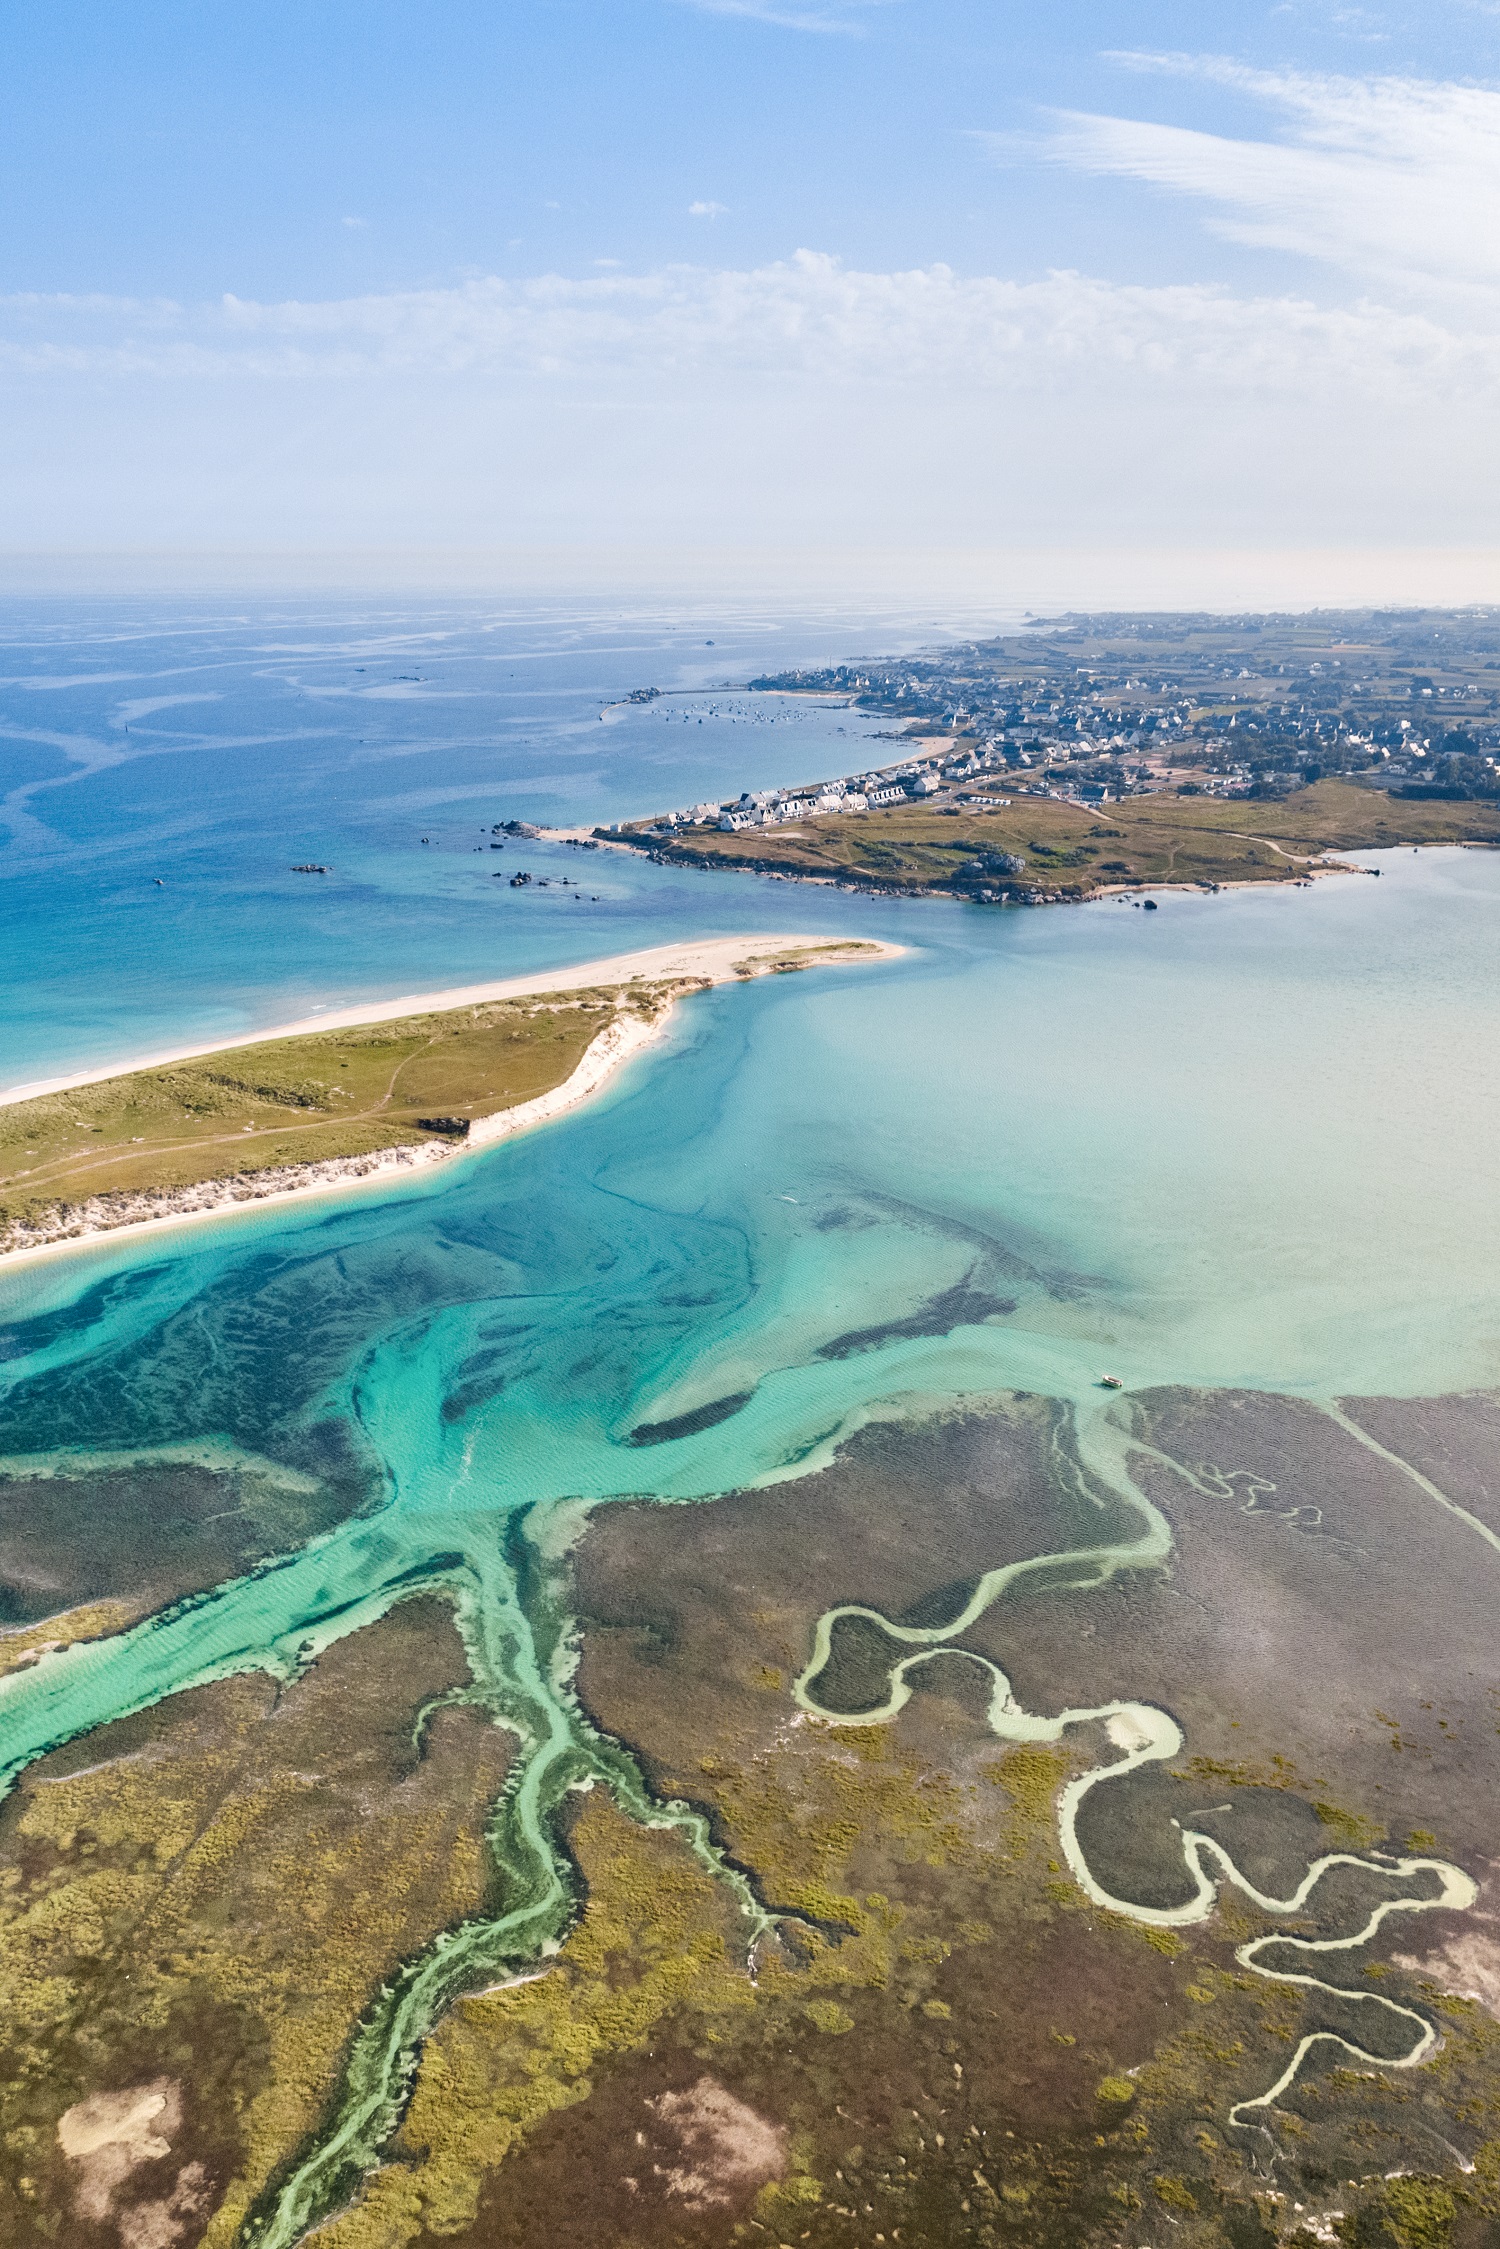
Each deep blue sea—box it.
[0,587,962,1085]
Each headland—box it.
[589,609,1500,904]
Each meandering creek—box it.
[794,1399,1481,2135]
[2,853,1499,2238]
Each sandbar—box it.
[1,935,900,1109]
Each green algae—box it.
[0,873,1498,2241]
[235,1519,782,2249]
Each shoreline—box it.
[0,938,900,1277]
[0,933,882,1108]
[609,831,1428,909]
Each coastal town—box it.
[596,608,1500,905]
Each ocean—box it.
[0,586,960,1086]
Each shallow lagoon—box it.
[1,839,1496,1759]
[11,838,1496,1392]
[2,841,1498,2240]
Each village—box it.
[631,731,1103,843]
[618,609,1500,844]
[689,607,1500,829]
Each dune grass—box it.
[0,990,631,1238]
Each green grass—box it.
[0,990,633,1240]
[628,780,1500,899]
[1,946,886,1248]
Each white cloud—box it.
[5,60,1500,553]
[688,199,729,217]
[1018,58,1500,298]
[0,254,1492,402]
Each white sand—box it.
[0,937,900,1273]
[1,934,897,1107]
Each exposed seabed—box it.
[794,1398,1480,2139]
[0,1375,1486,2242]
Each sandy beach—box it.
[1,934,896,1109]
[0,935,901,1274]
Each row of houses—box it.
[640,720,1137,841]
[650,769,926,836]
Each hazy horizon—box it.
[2,544,1500,617]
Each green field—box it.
[627,779,1500,898]
[0,989,639,1244]
[0,948,883,1250]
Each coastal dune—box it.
[1,935,872,1109]
[0,936,898,1272]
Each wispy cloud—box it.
[1,254,1493,401]
[1009,58,1500,298]
[677,0,896,34]
[689,199,729,217]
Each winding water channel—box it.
[2,854,1499,2238]
[793,1395,1482,2134]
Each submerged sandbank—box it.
[0,938,899,1274]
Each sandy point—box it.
[0,935,904,1275]
[0,934,906,1109]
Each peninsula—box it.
[607,777,1499,904]
[0,936,892,1263]
[597,609,1500,903]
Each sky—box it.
[4,1,1500,567]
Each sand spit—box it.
[0,938,897,1273]
[1,933,884,1109]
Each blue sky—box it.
[4,1,1500,561]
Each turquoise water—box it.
[2,841,1498,2235]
